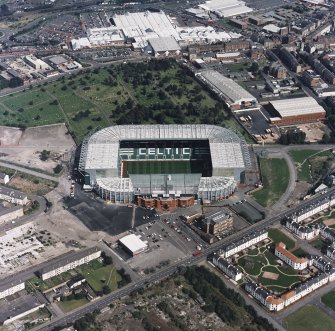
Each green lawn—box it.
[268,228,295,250]
[310,238,325,250]
[321,290,335,311]
[251,158,289,207]
[259,265,300,289]
[292,247,307,258]
[58,298,89,313]
[283,305,335,331]
[79,261,121,292]
[237,254,267,276]
[0,60,246,144]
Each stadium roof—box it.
[269,97,326,118]
[196,70,256,105]
[82,125,249,171]
[119,234,148,254]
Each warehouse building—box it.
[198,0,253,18]
[196,70,258,110]
[118,234,148,256]
[24,55,50,70]
[268,97,326,126]
[148,37,181,58]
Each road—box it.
[0,161,59,182]
[31,186,335,331]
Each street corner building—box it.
[79,124,252,204]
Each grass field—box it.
[289,149,334,183]
[283,305,335,331]
[268,228,295,250]
[321,290,335,311]
[251,158,289,207]
[0,60,246,144]
[58,298,89,313]
[310,238,325,250]
[79,260,121,292]
[292,247,307,258]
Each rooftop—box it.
[269,97,326,118]
[0,185,27,200]
[38,247,101,275]
[148,37,181,52]
[195,70,256,105]
[119,234,148,253]
[275,242,306,264]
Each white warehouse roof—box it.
[119,234,148,254]
[198,0,253,18]
[148,37,181,52]
[196,70,256,105]
[269,97,326,118]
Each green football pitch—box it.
[124,160,206,175]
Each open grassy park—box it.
[283,305,335,331]
[0,59,245,144]
[251,158,289,207]
[289,149,334,183]
[237,243,301,293]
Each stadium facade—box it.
[79,125,251,204]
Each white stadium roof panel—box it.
[270,97,326,118]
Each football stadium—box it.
[79,125,251,204]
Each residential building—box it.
[0,205,24,224]
[284,218,322,240]
[308,255,332,273]
[278,47,301,73]
[321,226,335,243]
[327,246,335,260]
[275,242,308,270]
[212,255,242,281]
[38,247,101,281]
[0,185,28,205]
[219,229,268,258]
[269,62,287,79]
[0,279,25,300]
[201,210,233,235]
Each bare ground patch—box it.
[323,218,335,226]
[262,271,279,280]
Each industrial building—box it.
[118,234,148,256]
[201,210,233,235]
[268,97,326,126]
[80,124,251,204]
[148,37,181,58]
[24,55,50,70]
[38,247,101,281]
[197,0,253,18]
[195,70,257,110]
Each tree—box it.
[102,285,111,295]
[250,61,259,74]
[40,150,50,161]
